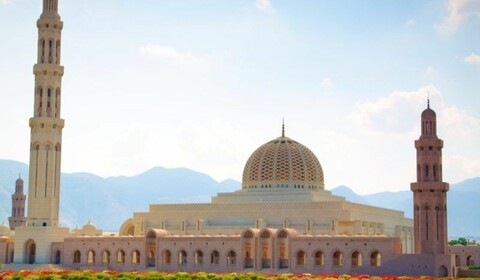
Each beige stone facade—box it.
[1,0,480,278]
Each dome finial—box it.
[282,118,285,137]
[427,91,430,109]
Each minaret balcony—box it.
[29,117,64,130]
[33,64,64,76]
[410,182,449,192]
[414,139,443,149]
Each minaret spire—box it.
[282,119,285,137]
[43,0,58,13]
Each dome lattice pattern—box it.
[242,136,324,190]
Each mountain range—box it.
[0,159,478,239]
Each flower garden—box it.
[0,271,472,280]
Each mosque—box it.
[0,0,478,277]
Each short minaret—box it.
[27,0,64,228]
[8,176,27,230]
[411,100,449,255]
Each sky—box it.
[0,0,479,195]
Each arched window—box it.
[417,164,421,182]
[296,250,306,267]
[227,250,236,266]
[178,250,187,265]
[116,250,125,264]
[48,39,53,63]
[132,250,140,265]
[87,250,95,265]
[40,39,45,63]
[55,40,60,64]
[314,251,324,266]
[53,88,60,118]
[425,165,429,181]
[211,250,220,265]
[195,250,203,266]
[370,251,381,267]
[260,231,271,238]
[243,230,254,239]
[73,250,81,264]
[102,250,110,264]
[163,250,171,265]
[352,251,362,266]
[333,251,343,266]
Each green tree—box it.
[449,237,469,246]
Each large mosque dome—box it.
[242,127,324,191]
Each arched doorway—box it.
[146,230,157,267]
[455,255,460,266]
[260,230,272,268]
[467,255,474,266]
[24,240,36,264]
[55,250,61,264]
[438,265,448,277]
[9,250,14,264]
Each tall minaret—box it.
[411,100,449,255]
[14,0,69,264]
[27,0,64,227]
[8,176,27,230]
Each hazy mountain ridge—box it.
[0,159,478,237]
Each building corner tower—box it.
[8,176,27,230]
[411,100,449,255]
[14,0,70,264]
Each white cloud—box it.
[440,105,480,138]
[444,155,480,183]
[351,85,480,140]
[139,44,210,67]
[464,53,480,64]
[320,77,332,88]
[0,0,11,5]
[436,0,480,33]
[350,86,441,134]
[423,66,440,81]
[404,19,415,27]
[255,0,272,11]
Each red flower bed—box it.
[0,271,458,280]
